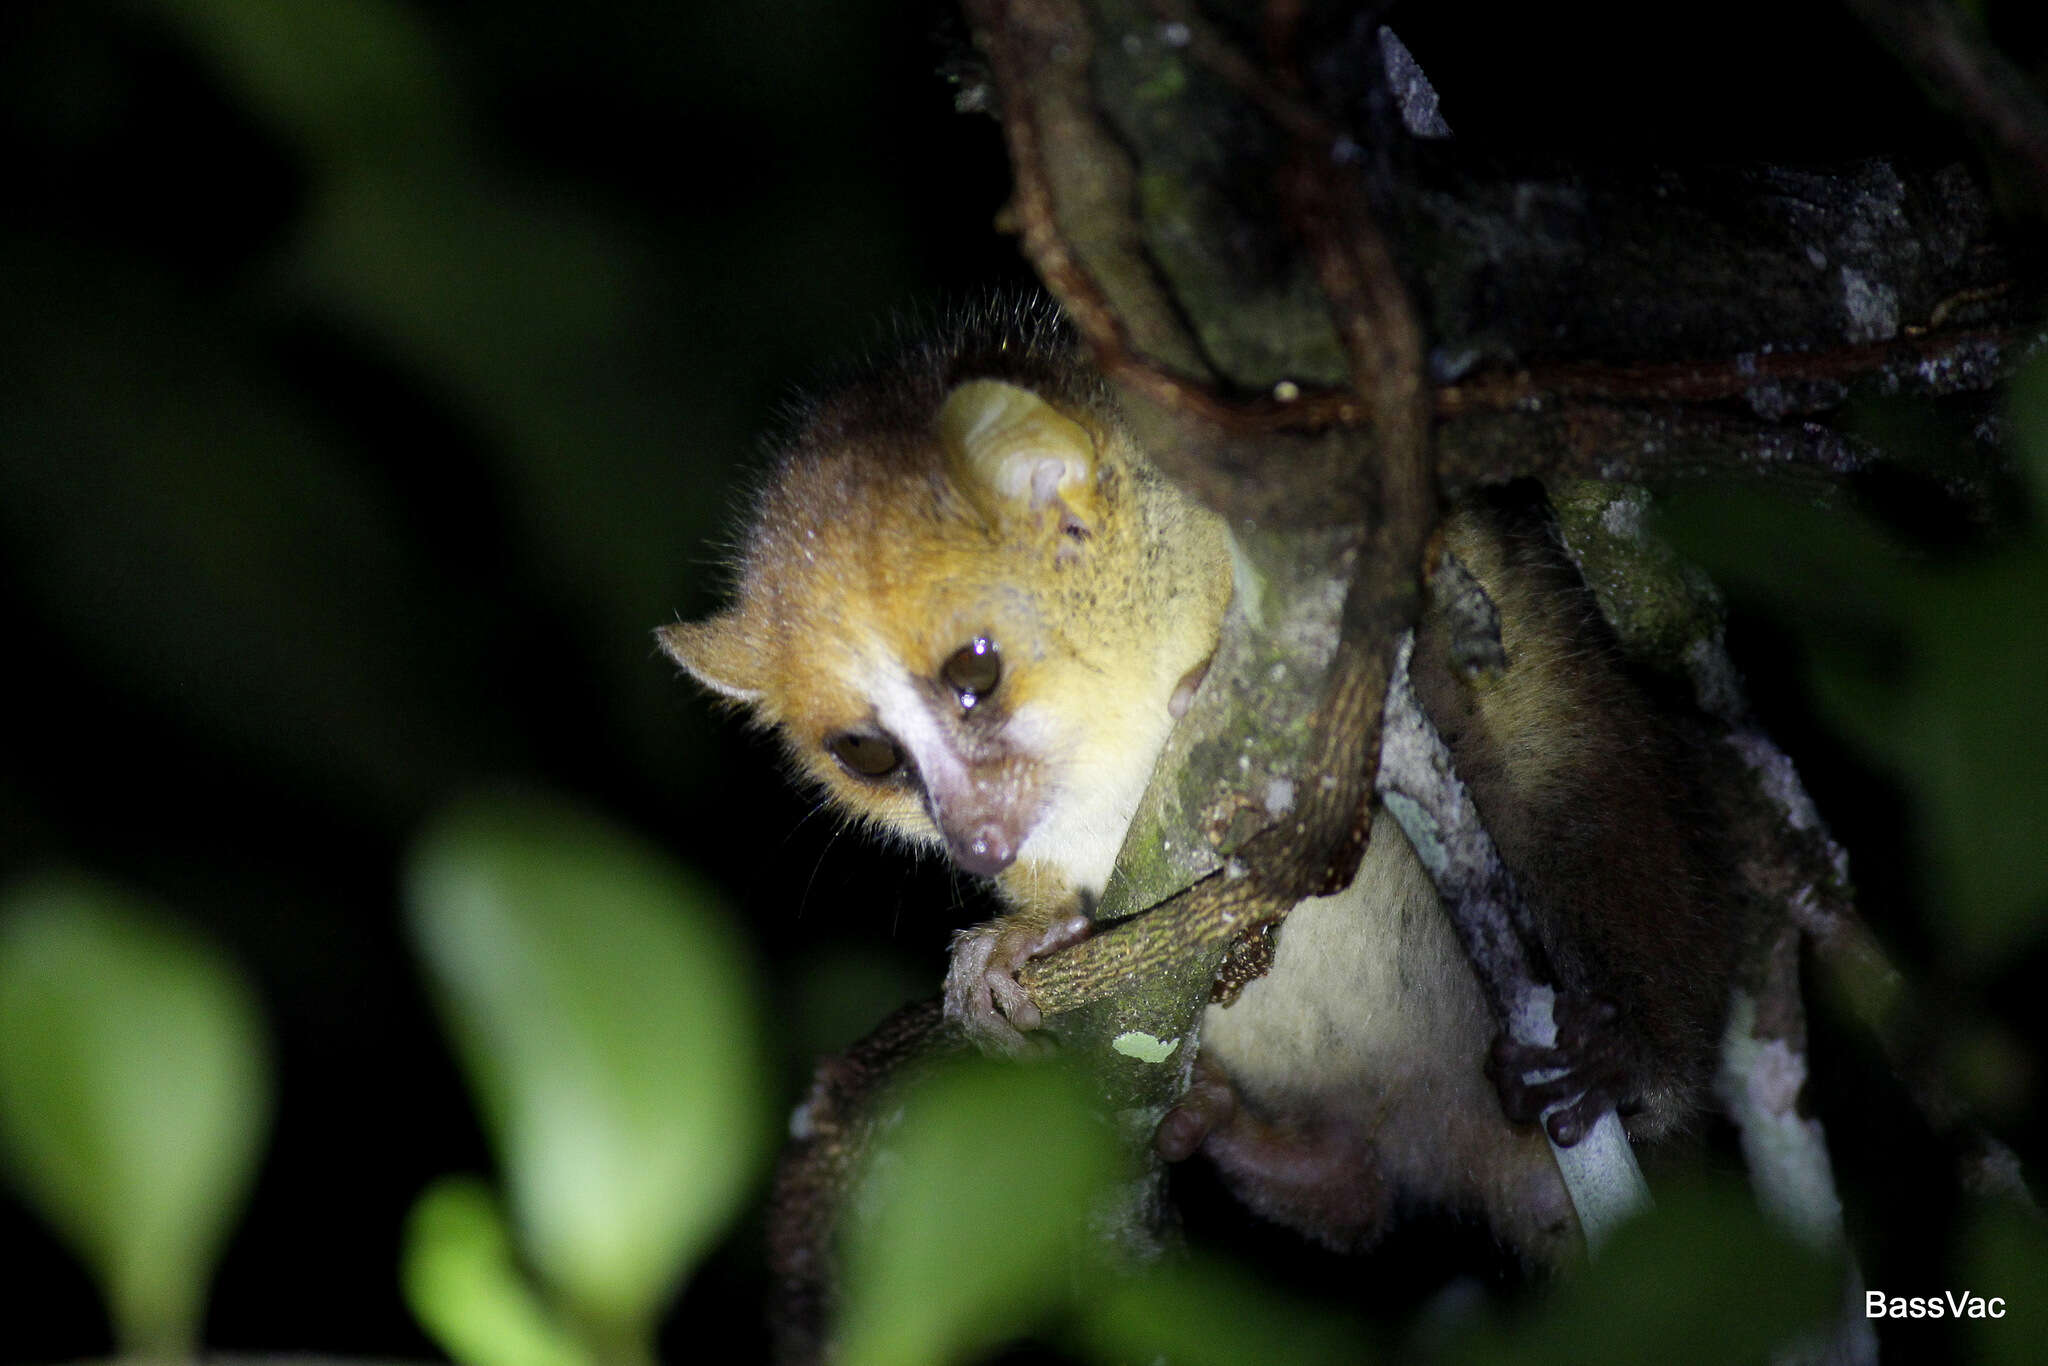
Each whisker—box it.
[780,793,837,848]
[797,817,850,923]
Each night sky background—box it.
[3,1,2044,1361]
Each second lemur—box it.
[661,305,1740,1264]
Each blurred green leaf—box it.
[1962,1204,2048,1365]
[1659,486,2048,965]
[0,874,271,1355]
[835,1058,1121,1366]
[290,165,680,642]
[402,1175,596,1366]
[406,793,768,1354]
[146,0,454,165]
[2006,348,2048,501]
[1818,546,2048,965]
[1444,1181,1836,1365]
[1080,1254,1369,1366]
[130,0,930,802]
[0,244,502,816]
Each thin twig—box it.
[1439,326,2030,417]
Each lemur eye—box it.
[941,637,1001,708]
[827,731,903,779]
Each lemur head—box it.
[662,367,1232,910]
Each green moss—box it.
[1551,479,1725,677]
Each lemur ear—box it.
[939,380,1102,534]
[657,615,767,703]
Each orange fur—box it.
[661,314,1233,916]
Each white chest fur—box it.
[1199,824,1489,1102]
[1195,820,1571,1248]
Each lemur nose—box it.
[953,823,1015,876]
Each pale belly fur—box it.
[1194,822,1577,1257]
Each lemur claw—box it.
[1488,995,1631,1147]
[943,912,1093,1055]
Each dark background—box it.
[2,1,2042,1360]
